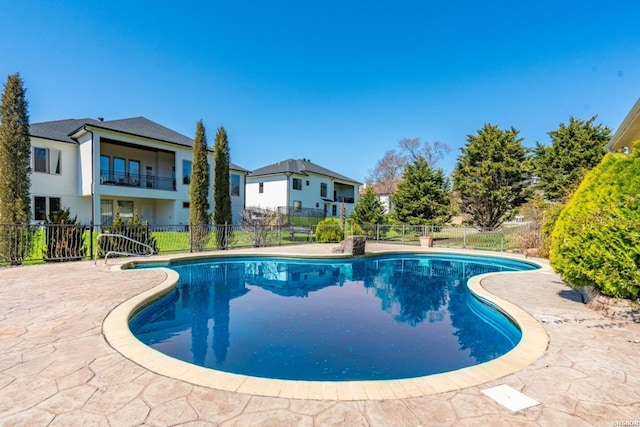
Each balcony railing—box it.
[335,196,355,203]
[100,170,175,191]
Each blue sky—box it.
[2,1,639,181]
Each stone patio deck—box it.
[1,244,639,426]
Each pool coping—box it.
[102,249,550,401]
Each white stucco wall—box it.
[30,137,92,222]
[245,176,288,210]
[230,171,246,224]
[76,132,94,197]
[288,173,330,213]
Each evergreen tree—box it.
[0,73,31,264]
[213,126,232,248]
[391,156,452,225]
[351,185,385,226]
[533,116,611,201]
[452,123,529,229]
[550,143,640,299]
[189,120,210,251]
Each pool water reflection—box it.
[130,254,537,381]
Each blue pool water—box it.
[130,254,537,381]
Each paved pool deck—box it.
[1,243,639,426]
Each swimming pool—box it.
[129,253,538,381]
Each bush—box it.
[45,208,86,261]
[347,222,365,237]
[315,218,344,242]
[241,207,282,247]
[550,145,640,299]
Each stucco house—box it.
[245,158,361,218]
[606,97,640,153]
[29,117,247,225]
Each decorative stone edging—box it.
[577,286,640,323]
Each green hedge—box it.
[550,144,640,299]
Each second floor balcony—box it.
[100,169,175,191]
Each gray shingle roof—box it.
[30,118,102,143]
[248,158,360,184]
[78,117,195,148]
[29,117,247,172]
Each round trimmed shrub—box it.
[315,218,343,242]
[550,144,640,299]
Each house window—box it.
[292,178,302,190]
[129,160,140,186]
[183,160,192,184]
[33,196,61,221]
[230,174,240,196]
[114,157,126,183]
[183,201,190,208]
[34,197,46,221]
[293,200,302,212]
[100,155,111,183]
[49,198,61,217]
[100,200,113,225]
[146,166,154,188]
[182,160,210,185]
[34,148,47,173]
[117,200,134,223]
[332,204,337,216]
[320,183,328,198]
[259,182,264,193]
[100,156,140,186]
[33,147,61,174]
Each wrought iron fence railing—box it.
[0,222,542,265]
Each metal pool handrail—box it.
[95,233,154,265]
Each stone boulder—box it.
[332,235,366,256]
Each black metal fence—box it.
[0,222,542,265]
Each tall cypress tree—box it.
[213,126,231,248]
[0,72,31,264]
[189,120,210,251]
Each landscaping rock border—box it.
[577,286,640,322]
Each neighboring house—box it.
[29,117,247,225]
[606,96,640,153]
[245,158,361,218]
[359,182,397,213]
